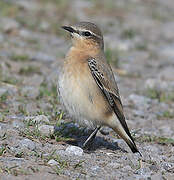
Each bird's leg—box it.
[82,126,101,148]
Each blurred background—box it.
[0,0,174,179]
[0,0,174,115]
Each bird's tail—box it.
[119,131,139,154]
[108,115,141,156]
[112,126,140,155]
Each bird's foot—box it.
[82,126,101,149]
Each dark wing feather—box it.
[88,57,136,145]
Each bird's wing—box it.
[88,57,135,145]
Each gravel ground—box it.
[0,0,174,179]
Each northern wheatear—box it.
[58,22,140,154]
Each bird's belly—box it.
[58,67,110,128]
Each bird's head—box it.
[62,22,104,50]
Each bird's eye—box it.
[82,31,91,37]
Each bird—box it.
[58,21,140,154]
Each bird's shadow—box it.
[68,136,127,154]
[54,122,127,154]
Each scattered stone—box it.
[151,173,164,180]
[162,162,174,171]
[0,124,3,134]
[15,0,38,10]
[0,157,25,166]
[145,78,174,92]
[129,94,151,110]
[19,29,32,38]
[18,138,36,151]
[0,85,18,96]
[149,164,159,172]
[107,162,121,169]
[24,74,44,87]
[46,69,59,87]
[25,103,39,114]
[144,78,157,90]
[110,138,128,151]
[91,165,100,172]
[135,167,151,175]
[132,109,146,117]
[38,101,53,112]
[0,33,4,43]
[21,86,40,99]
[12,120,24,129]
[65,146,83,156]
[117,40,132,51]
[126,153,142,169]
[159,102,169,112]
[99,127,112,135]
[142,145,160,154]
[48,159,59,166]
[121,165,132,171]
[158,67,174,81]
[31,52,56,62]
[1,18,20,33]
[38,125,54,136]
[25,115,50,124]
[0,88,7,96]
[159,43,174,60]
[39,21,50,31]
[159,125,173,136]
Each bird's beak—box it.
[61,26,76,33]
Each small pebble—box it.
[19,138,36,151]
[129,94,151,110]
[12,120,24,129]
[48,159,59,166]
[25,115,50,124]
[135,167,151,175]
[65,145,83,156]
[38,125,54,136]
[32,115,50,124]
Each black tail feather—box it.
[127,140,142,156]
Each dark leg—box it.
[82,126,101,148]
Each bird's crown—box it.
[73,22,103,39]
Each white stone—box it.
[48,159,59,166]
[107,162,120,169]
[19,138,36,150]
[32,115,50,124]
[65,145,83,156]
[25,115,50,124]
[91,165,100,172]
[38,125,54,136]
[144,78,156,89]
